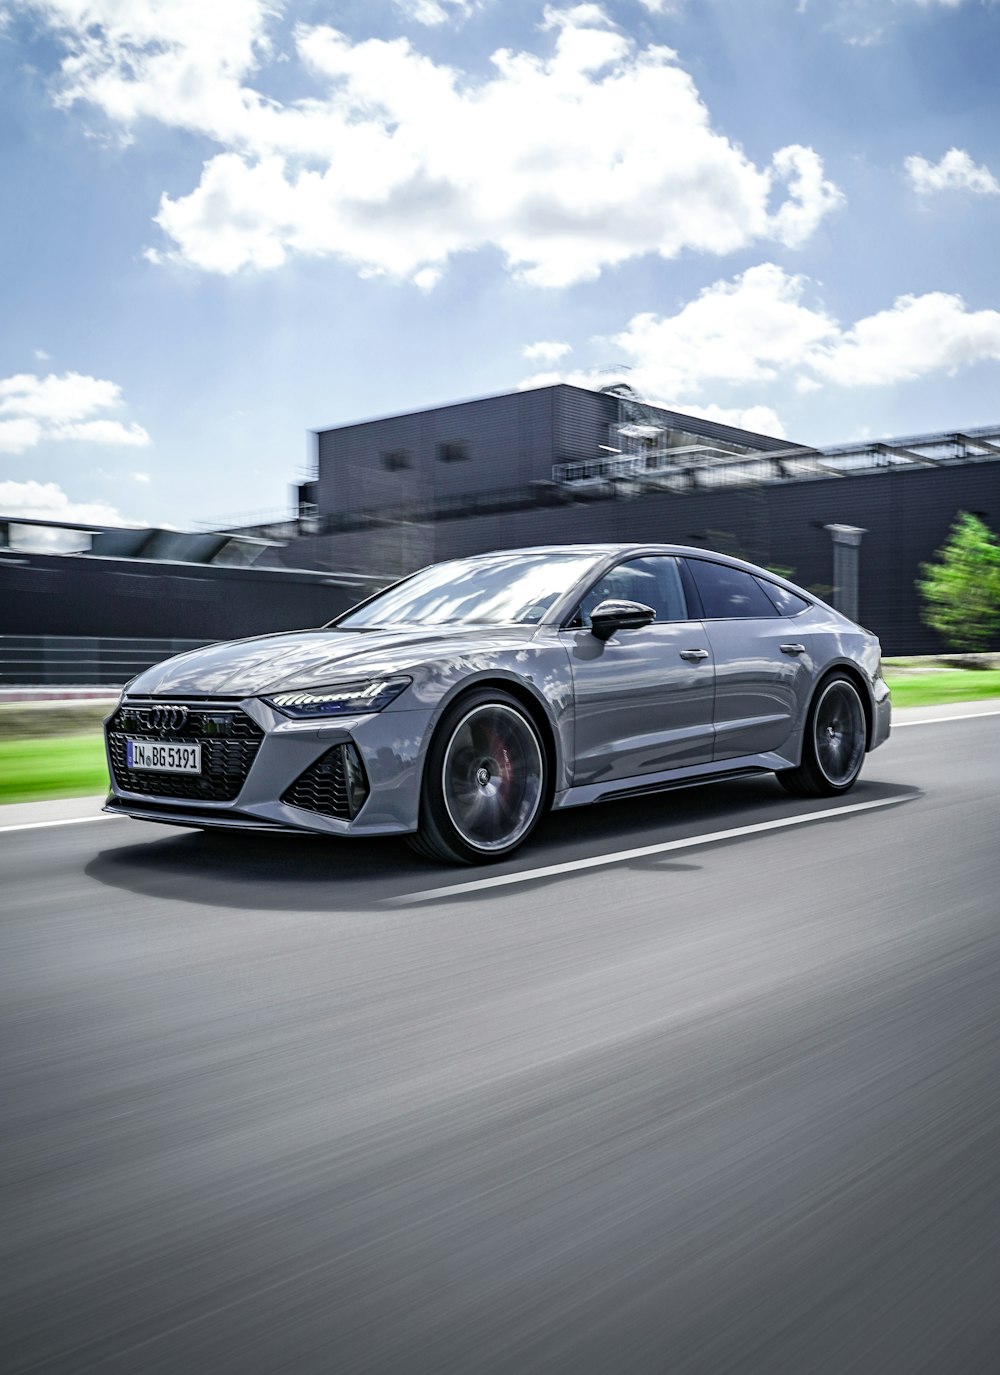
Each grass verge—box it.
[0,733,109,804]
[883,668,1000,708]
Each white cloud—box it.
[541,3,615,27]
[0,479,134,527]
[523,339,573,363]
[0,370,151,450]
[412,266,443,291]
[669,402,788,438]
[52,420,151,446]
[520,262,1000,402]
[808,291,1000,385]
[32,0,277,138]
[0,370,121,422]
[905,148,1000,196]
[393,0,478,24]
[609,263,839,395]
[19,1,843,286]
[33,348,51,361]
[766,145,844,249]
[0,419,43,454]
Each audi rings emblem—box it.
[150,705,189,734]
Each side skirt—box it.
[552,751,796,810]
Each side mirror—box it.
[589,599,656,642]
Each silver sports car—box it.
[104,544,891,864]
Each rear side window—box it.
[755,578,811,617]
[686,560,780,619]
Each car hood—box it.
[126,625,539,697]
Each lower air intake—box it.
[281,744,370,820]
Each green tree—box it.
[918,512,1000,652]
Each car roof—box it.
[459,543,811,596]
[471,542,759,563]
[446,544,617,555]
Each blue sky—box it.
[2,0,999,530]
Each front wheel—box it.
[407,690,548,865]
[777,674,867,798]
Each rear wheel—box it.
[777,673,867,798]
[407,690,548,865]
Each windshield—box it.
[337,551,602,628]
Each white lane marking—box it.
[389,795,910,906]
[0,814,117,836]
[894,708,1000,727]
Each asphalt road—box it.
[2,712,999,1373]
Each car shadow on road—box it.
[84,777,922,914]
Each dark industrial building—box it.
[279,383,1000,655]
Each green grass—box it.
[883,668,1000,708]
[1,667,999,805]
[0,733,109,804]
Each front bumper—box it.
[104,696,430,836]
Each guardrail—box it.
[0,636,211,687]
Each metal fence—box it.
[0,636,212,687]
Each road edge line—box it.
[0,814,117,836]
[893,707,1000,727]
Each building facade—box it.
[283,385,1000,655]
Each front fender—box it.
[390,641,575,793]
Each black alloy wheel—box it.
[777,673,868,797]
[408,689,548,865]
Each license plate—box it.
[127,740,202,774]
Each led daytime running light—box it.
[266,677,410,717]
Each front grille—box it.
[282,745,369,820]
[107,702,264,802]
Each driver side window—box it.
[573,556,688,627]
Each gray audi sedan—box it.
[104,544,891,863]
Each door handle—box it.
[780,643,806,655]
[679,648,710,662]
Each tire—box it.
[407,689,548,865]
[777,673,868,798]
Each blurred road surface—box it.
[2,712,999,1373]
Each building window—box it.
[437,441,469,463]
[382,450,411,472]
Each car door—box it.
[562,555,716,786]
[683,558,814,761]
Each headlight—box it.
[264,676,411,718]
[116,675,138,707]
